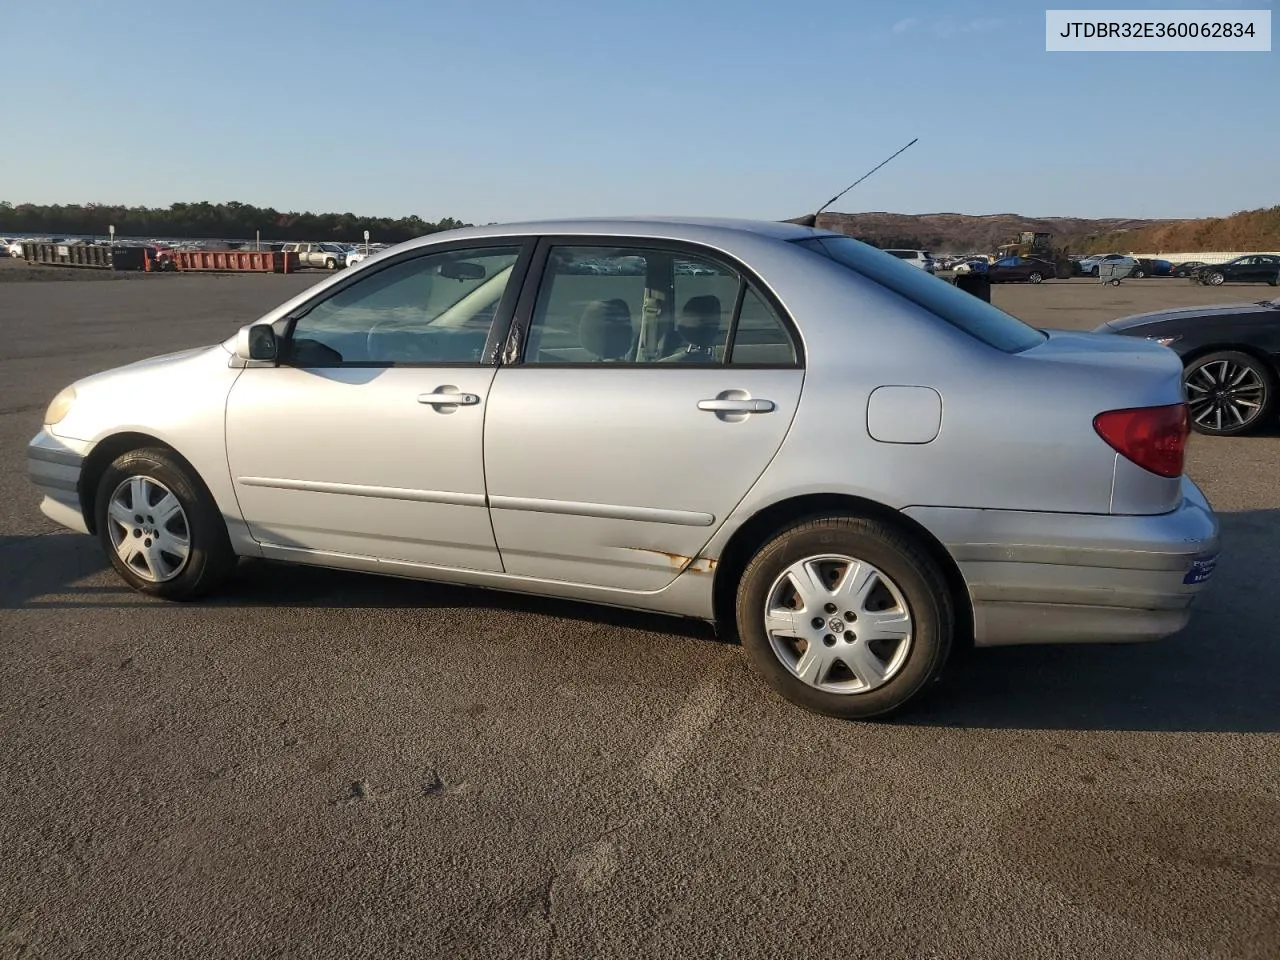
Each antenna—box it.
[789,137,919,228]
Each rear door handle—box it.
[697,398,775,413]
[418,391,480,406]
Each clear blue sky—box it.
[2,0,1275,223]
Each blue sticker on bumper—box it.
[1183,555,1218,585]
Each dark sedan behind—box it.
[1190,255,1280,287]
[986,255,1056,284]
[1095,297,1280,436]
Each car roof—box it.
[401,216,843,248]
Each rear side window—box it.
[796,236,1046,353]
[729,288,796,365]
[521,244,799,366]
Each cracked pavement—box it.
[1,266,1278,959]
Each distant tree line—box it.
[0,200,470,242]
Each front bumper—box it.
[904,476,1220,646]
[28,429,91,535]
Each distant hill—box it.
[1076,205,1280,254]
[799,211,1168,255]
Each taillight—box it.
[1093,403,1188,478]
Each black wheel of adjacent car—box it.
[1028,271,1043,284]
[1268,273,1279,287]
[1131,268,1145,278]
[1184,350,1275,437]
[94,447,236,600]
[1206,271,1225,286]
[735,515,953,720]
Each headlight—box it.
[44,386,77,425]
[1152,335,1182,346]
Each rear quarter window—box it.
[796,236,1046,354]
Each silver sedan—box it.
[27,218,1220,718]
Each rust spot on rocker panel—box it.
[622,547,718,574]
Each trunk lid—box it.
[1019,330,1188,515]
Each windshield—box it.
[795,236,1047,353]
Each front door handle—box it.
[697,398,775,413]
[418,391,480,406]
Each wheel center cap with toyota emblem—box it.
[828,617,845,634]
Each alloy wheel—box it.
[763,554,913,695]
[105,475,191,583]
[1186,359,1266,433]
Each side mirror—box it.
[235,323,278,362]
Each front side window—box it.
[285,245,522,366]
[797,235,1046,354]
[522,244,799,367]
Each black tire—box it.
[325,258,337,270]
[1131,268,1145,279]
[735,515,954,720]
[1028,271,1043,284]
[1268,273,1278,287]
[1206,271,1225,286]
[1184,350,1275,437]
[94,447,236,600]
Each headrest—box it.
[578,299,633,360]
[677,294,722,348]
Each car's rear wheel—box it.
[1131,268,1145,278]
[1184,350,1274,436]
[735,516,953,719]
[1206,271,1225,286]
[94,447,236,600]
[325,257,337,270]
[1028,271,1043,284]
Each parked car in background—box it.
[1173,260,1207,278]
[985,255,1056,284]
[1079,253,1139,277]
[344,243,391,267]
[883,249,936,273]
[1097,296,1280,436]
[28,216,1220,720]
[1190,255,1280,287]
[6,239,26,258]
[282,242,348,269]
[1132,258,1174,278]
[952,258,989,275]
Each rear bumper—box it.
[904,477,1220,647]
[28,429,91,535]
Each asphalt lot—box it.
[2,264,1278,959]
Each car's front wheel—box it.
[1205,271,1225,286]
[735,516,953,719]
[94,447,236,600]
[1028,271,1043,284]
[1184,350,1274,436]
[325,257,337,270]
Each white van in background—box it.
[883,249,936,273]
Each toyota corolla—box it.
[28,218,1220,718]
